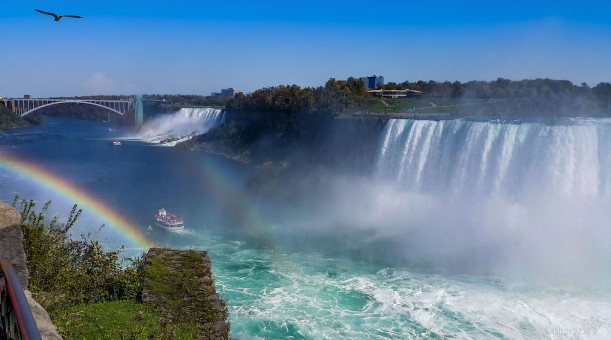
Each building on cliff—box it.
[362,75,385,89]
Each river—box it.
[1,112,610,339]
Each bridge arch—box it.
[19,100,128,117]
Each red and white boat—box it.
[154,208,184,230]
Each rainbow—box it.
[187,153,283,250]
[0,150,155,249]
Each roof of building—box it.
[366,89,423,94]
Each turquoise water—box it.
[1,116,610,339]
[174,225,610,339]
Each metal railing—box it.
[0,259,41,340]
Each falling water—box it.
[373,118,611,286]
[133,107,225,146]
[375,118,611,199]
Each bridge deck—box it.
[1,98,133,116]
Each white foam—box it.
[129,108,225,146]
[212,243,611,339]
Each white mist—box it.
[133,108,225,146]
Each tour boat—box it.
[155,208,184,231]
[112,140,122,146]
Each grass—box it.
[49,300,199,339]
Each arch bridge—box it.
[1,96,144,125]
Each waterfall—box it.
[375,118,611,200]
[372,117,611,284]
[133,108,225,146]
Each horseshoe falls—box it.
[375,118,611,199]
[133,107,225,145]
[373,118,611,283]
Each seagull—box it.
[34,9,83,21]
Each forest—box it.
[226,77,611,117]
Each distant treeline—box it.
[226,77,372,114]
[226,77,611,116]
[143,94,228,107]
[378,78,609,101]
[4,77,609,127]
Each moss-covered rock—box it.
[141,248,229,339]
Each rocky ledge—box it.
[141,248,229,339]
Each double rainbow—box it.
[0,150,154,249]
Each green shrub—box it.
[13,197,143,310]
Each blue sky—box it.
[1,1,610,97]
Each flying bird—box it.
[34,9,83,21]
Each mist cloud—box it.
[82,72,116,95]
[252,118,611,289]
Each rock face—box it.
[24,290,62,340]
[0,202,28,288]
[0,202,61,339]
[142,248,230,339]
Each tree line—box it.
[143,94,228,107]
[379,77,609,100]
[5,77,610,121]
[226,77,372,114]
[226,77,611,116]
